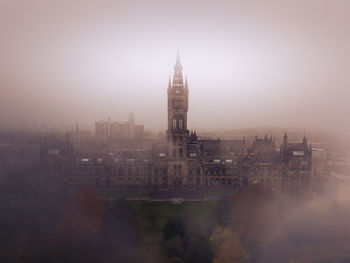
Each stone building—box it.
[95,112,144,144]
[63,54,314,192]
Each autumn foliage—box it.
[60,187,106,240]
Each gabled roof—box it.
[187,143,201,156]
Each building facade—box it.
[62,54,314,192]
[95,112,144,144]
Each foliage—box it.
[163,217,186,242]
[165,235,184,258]
[186,234,215,263]
[3,186,350,263]
[60,187,106,240]
[210,226,250,263]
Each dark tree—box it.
[186,234,214,263]
[163,217,186,242]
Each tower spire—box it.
[175,51,181,68]
[75,118,79,134]
[75,118,80,143]
[172,52,184,89]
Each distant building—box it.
[95,120,109,144]
[63,54,314,192]
[95,113,144,143]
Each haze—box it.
[0,0,349,133]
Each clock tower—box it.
[167,53,189,186]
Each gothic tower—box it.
[167,53,189,186]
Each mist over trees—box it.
[1,183,350,263]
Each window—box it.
[173,119,177,129]
[173,165,177,176]
[179,148,183,157]
[173,149,177,157]
[179,119,183,129]
[179,136,183,144]
[197,167,201,176]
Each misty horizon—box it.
[1,0,349,135]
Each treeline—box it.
[1,186,350,262]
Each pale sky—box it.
[0,0,349,133]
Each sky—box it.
[0,0,349,133]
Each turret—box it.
[283,133,288,146]
[303,136,307,145]
[75,118,80,143]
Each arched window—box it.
[172,118,177,129]
[179,136,183,144]
[179,119,183,129]
[173,136,177,144]
[179,148,183,157]
[173,149,177,157]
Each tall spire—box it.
[75,118,79,134]
[175,51,182,69]
[75,118,80,143]
[172,52,184,89]
[185,76,188,90]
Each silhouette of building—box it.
[62,54,314,192]
[95,112,144,144]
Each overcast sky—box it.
[0,0,349,133]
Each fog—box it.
[0,0,349,134]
